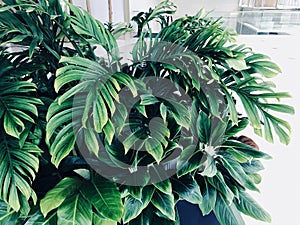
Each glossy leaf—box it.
[57,194,92,225]
[171,175,202,204]
[81,177,123,222]
[235,191,271,223]
[214,194,246,225]
[40,177,81,217]
[151,190,176,221]
[123,186,154,223]
[199,179,217,215]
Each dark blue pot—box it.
[176,200,220,225]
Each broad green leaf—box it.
[151,190,176,221]
[261,103,295,114]
[24,211,57,225]
[207,172,235,204]
[57,194,92,225]
[123,186,154,223]
[223,88,238,124]
[49,124,76,167]
[225,118,249,137]
[153,179,172,195]
[93,93,108,132]
[199,179,217,215]
[93,214,116,225]
[0,139,41,212]
[222,140,272,159]
[140,94,159,106]
[177,145,202,177]
[238,95,261,129]
[145,138,164,163]
[103,120,115,145]
[171,175,202,204]
[40,178,81,217]
[166,99,191,129]
[241,160,265,174]
[197,111,211,144]
[214,194,246,225]
[220,155,259,192]
[235,191,271,223]
[272,122,290,145]
[3,111,25,139]
[200,153,218,177]
[81,177,123,221]
[84,124,100,156]
[226,58,248,71]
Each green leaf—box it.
[50,124,76,167]
[166,99,191,129]
[153,179,172,195]
[199,179,217,215]
[0,138,41,212]
[151,190,176,221]
[145,138,164,163]
[235,191,271,222]
[223,88,238,124]
[126,211,150,225]
[81,177,123,222]
[23,211,57,225]
[123,186,154,223]
[93,94,108,133]
[214,194,246,225]
[103,120,115,145]
[171,175,202,204]
[223,140,272,160]
[272,122,290,145]
[241,160,265,174]
[93,214,116,225]
[83,124,100,156]
[57,194,92,225]
[0,201,20,224]
[207,172,235,204]
[40,177,81,217]
[177,145,202,176]
[239,95,261,129]
[261,103,295,114]
[200,154,218,177]
[220,155,259,192]
[68,3,118,55]
[140,94,159,105]
[225,118,249,137]
[197,111,211,144]
[226,58,248,71]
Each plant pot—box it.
[176,201,220,225]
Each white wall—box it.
[172,0,239,18]
[71,0,239,28]
[129,0,239,17]
[237,34,300,225]
[129,0,239,32]
[72,0,124,23]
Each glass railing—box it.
[239,0,300,9]
[208,9,300,35]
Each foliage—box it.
[0,0,293,225]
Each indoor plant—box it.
[0,0,294,225]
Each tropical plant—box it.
[0,0,294,225]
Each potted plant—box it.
[0,0,294,225]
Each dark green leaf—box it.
[235,191,271,222]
